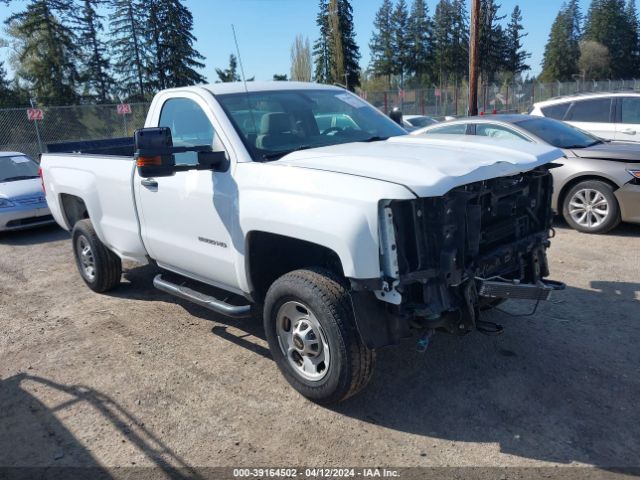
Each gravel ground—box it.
[0,221,639,475]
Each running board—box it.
[153,274,252,318]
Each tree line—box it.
[366,0,530,89]
[540,0,640,81]
[3,0,640,110]
[0,0,205,107]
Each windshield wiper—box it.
[262,145,315,161]
[1,175,39,182]
[358,136,389,143]
[562,140,602,149]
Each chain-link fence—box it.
[362,78,640,117]
[2,79,640,158]
[0,103,150,159]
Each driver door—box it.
[135,96,240,292]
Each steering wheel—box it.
[321,126,342,136]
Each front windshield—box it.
[0,155,39,182]
[217,89,407,161]
[516,117,601,149]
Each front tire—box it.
[72,219,122,292]
[263,268,375,404]
[562,180,621,234]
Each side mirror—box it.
[389,108,403,126]
[198,150,228,171]
[134,127,176,178]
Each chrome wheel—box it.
[76,235,96,281]
[276,300,330,382]
[568,188,609,229]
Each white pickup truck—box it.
[41,82,565,403]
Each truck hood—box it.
[571,141,640,163]
[276,135,564,197]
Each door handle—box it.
[622,128,637,135]
[141,178,158,188]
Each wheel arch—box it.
[557,174,620,214]
[59,193,90,229]
[245,231,345,302]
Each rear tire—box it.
[72,219,122,292]
[562,180,621,234]
[263,268,375,404]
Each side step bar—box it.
[478,278,566,301]
[153,274,252,318]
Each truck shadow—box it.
[335,280,640,468]
[113,264,640,468]
[0,373,201,478]
[0,224,68,245]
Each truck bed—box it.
[41,153,147,263]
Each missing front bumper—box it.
[478,278,566,301]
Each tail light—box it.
[39,167,45,194]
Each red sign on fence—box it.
[117,103,132,115]
[27,108,44,121]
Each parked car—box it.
[41,82,565,403]
[412,115,640,233]
[402,115,439,129]
[0,152,54,232]
[529,92,640,142]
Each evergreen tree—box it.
[504,5,530,79]
[313,0,333,83]
[5,0,80,105]
[406,0,433,81]
[540,2,581,82]
[273,74,288,81]
[369,0,395,84]
[156,0,206,88]
[583,0,630,78]
[75,0,113,103]
[625,0,640,77]
[109,0,148,100]
[391,0,411,86]
[450,0,469,81]
[0,60,14,107]
[215,54,240,83]
[433,0,468,84]
[335,0,361,89]
[313,0,360,89]
[478,0,507,84]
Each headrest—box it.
[260,112,291,134]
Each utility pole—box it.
[468,0,480,116]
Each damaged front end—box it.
[351,165,564,349]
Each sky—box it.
[0,0,600,83]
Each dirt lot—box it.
[1,221,639,475]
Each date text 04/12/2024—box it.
[232,468,400,478]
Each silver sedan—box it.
[0,152,54,232]
[412,115,640,234]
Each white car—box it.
[0,152,54,232]
[402,115,439,129]
[529,92,640,142]
[41,82,565,403]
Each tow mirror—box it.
[134,127,227,178]
[134,127,176,178]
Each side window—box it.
[541,102,571,120]
[566,98,612,123]
[475,124,530,142]
[424,123,468,135]
[620,97,640,124]
[159,98,215,165]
